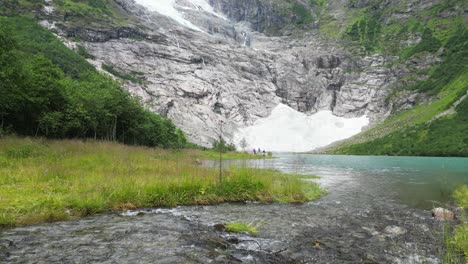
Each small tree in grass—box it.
[240,137,248,151]
[213,139,236,153]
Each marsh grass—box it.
[0,137,323,227]
[448,185,468,263]
[225,222,259,236]
[444,185,468,263]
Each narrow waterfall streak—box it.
[173,35,180,49]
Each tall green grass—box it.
[445,185,468,263]
[452,186,468,262]
[225,222,259,236]
[0,137,323,227]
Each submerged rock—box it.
[0,239,14,261]
[384,225,407,236]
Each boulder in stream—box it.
[431,208,455,221]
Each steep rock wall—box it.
[39,0,397,147]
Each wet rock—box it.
[214,223,226,231]
[365,253,379,263]
[226,236,240,244]
[453,207,465,218]
[418,224,430,232]
[0,239,14,261]
[362,226,380,236]
[206,236,229,249]
[0,239,14,248]
[384,225,407,236]
[214,254,242,262]
[0,248,9,261]
[431,208,454,221]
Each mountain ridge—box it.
[1,0,467,154]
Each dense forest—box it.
[0,16,186,148]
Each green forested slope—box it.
[331,19,468,156]
[0,16,186,148]
[323,0,468,156]
[333,95,468,156]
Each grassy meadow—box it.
[0,137,322,227]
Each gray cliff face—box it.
[207,0,297,34]
[41,0,396,147]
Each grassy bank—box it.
[0,137,322,227]
[449,185,468,262]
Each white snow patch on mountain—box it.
[234,104,369,152]
[133,0,202,31]
[180,0,227,19]
[133,0,225,31]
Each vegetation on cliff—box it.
[332,88,468,156]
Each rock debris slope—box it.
[42,0,396,149]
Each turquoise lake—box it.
[218,154,468,209]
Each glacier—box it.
[133,0,203,31]
[132,0,225,31]
[234,104,369,152]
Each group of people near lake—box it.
[253,148,266,155]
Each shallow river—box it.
[1,155,467,263]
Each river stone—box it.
[0,239,14,260]
[453,207,465,218]
[418,224,430,232]
[384,225,407,236]
[214,223,226,231]
[226,236,240,244]
[431,208,454,221]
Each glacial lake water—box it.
[213,154,468,209]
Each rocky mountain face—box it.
[33,0,463,148]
